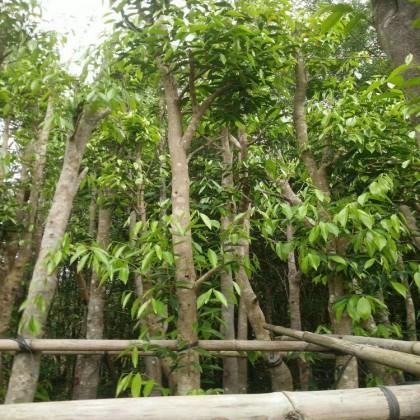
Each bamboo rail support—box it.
[0,338,330,353]
[276,333,420,355]
[0,385,419,419]
[265,323,420,376]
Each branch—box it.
[178,68,209,101]
[120,9,142,32]
[228,134,242,150]
[195,265,224,291]
[187,136,220,163]
[182,82,233,151]
[188,51,198,113]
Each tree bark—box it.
[372,0,420,144]
[293,53,358,389]
[0,97,54,338]
[286,225,311,390]
[220,128,239,394]
[72,205,111,400]
[402,277,417,341]
[0,117,10,183]
[160,68,199,395]
[5,105,108,404]
[129,144,164,393]
[232,130,293,391]
[237,296,248,393]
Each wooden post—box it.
[0,385,419,420]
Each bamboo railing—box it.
[0,385,419,419]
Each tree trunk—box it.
[286,225,311,390]
[237,296,248,393]
[233,130,293,391]
[363,316,397,386]
[160,70,199,395]
[372,2,420,97]
[129,144,164,393]
[403,278,417,341]
[72,205,111,400]
[0,117,10,183]
[372,0,420,144]
[220,128,239,394]
[5,106,108,404]
[0,97,54,337]
[293,53,358,389]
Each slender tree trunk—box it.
[0,117,10,183]
[363,316,397,385]
[162,73,199,394]
[220,128,238,394]
[159,61,228,394]
[403,278,417,341]
[5,106,108,404]
[286,225,311,390]
[399,205,420,251]
[72,205,111,400]
[233,131,293,391]
[237,295,248,393]
[129,145,164,393]
[0,98,54,337]
[293,53,358,389]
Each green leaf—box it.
[334,298,347,321]
[275,241,293,261]
[152,299,167,317]
[131,373,142,397]
[122,292,133,309]
[200,213,213,230]
[414,272,420,290]
[391,281,407,298]
[207,249,218,268]
[346,295,360,322]
[77,254,90,273]
[28,315,41,336]
[232,281,241,296]
[131,346,139,368]
[119,263,129,284]
[116,373,131,397]
[197,289,213,309]
[314,189,326,202]
[329,255,347,266]
[356,297,371,320]
[142,380,155,397]
[308,226,320,244]
[364,258,376,269]
[307,253,321,271]
[213,289,228,307]
[154,244,162,260]
[357,210,374,230]
[137,300,151,319]
[141,250,155,273]
[334,207,349,228]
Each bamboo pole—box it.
[0,339,329,353]
[277,333,420,355]
[265,324,420,376]
[0,385,419,419]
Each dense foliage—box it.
[0,0,418,402]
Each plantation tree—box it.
[5,51,115,402]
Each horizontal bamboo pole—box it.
[0,339,329,353]
[0,385,419,419]
[265,324,420,376]
[276,333,420,355]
